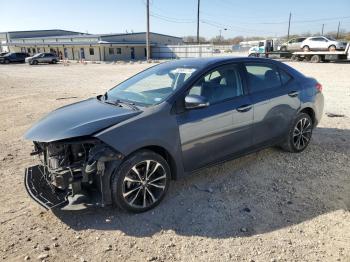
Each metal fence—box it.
[152,45,214,59]
[151,44,249,59]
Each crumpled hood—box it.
[24,98,141,142]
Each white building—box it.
[0,29,183,61]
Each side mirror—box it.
[185,94,209,109]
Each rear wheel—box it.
[280,46,287,52]
[111,150,171,213]
[302,45,310,52]
[304,55,311,62]
[52,59,57,64]
[291,54,300,61]
[310,55,321,63]
[281,113,313,153]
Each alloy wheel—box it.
[122,160,167,208]
[293,117,312,150]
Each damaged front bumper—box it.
[25,165,69,209]
[24,140,124,210]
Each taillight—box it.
[315,83,322,92]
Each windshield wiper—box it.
[101,93,139,110]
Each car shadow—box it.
[52,126,350,238]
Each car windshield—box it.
[106,63,198,106]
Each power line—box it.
[150,11,195,23]
[150,14,195,23]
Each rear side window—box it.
[244,63,281,93]
[279,69,292,85]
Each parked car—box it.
[301,36,347,51]
[279,37,307,51]
[0,52,28,64]
[25,53,59,65]
[24,57,324,213]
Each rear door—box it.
[44,53,53,62]
[177,63,254,171]
[12,53,19,62]
[243,62,300,146]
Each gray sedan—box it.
[24,57,324,213]
[25,53,59,65]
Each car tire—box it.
[328,45,336,51]
[281,113,313,153]
[310,55,321,63]
[32,60,38,65]
[52,59,57,64]
[291,54,300,61]
[304,55,311,62]
[111,150,171,213]
[4,59,10,64]
[302,45,310,52]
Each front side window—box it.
[245,63,281,93]
[189,64,243,104]
[107,63,198,106]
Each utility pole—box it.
[197,0,200,44]
[287,12,291,41]
[336,21,340,39]
[321,24,324,35]
[146,0,150,61]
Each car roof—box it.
[162,56,281,69]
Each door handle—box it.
[237,104,252,112]
[288,91,299,97]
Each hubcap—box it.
[122,160,167,208]
[293,117,312,150]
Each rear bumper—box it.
[24,165,69,210]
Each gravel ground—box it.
[0,61,349,262]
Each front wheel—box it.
[328,45,336,51]
[111,150,171,213]
[281,113,313,153]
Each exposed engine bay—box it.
[25,138,123,209]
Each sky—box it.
[1,0,350,38]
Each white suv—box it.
[301,36,347,51]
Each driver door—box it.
[176,64,254,171]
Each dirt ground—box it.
[0,60,349,262]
